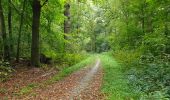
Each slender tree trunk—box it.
[16,0,26,62]
[63,2,70,52]
[141,7,145,34]
[0,0,10,61]
[64,3,70,37]
[164,10,170,54]
[141,0,146,34]
[76,0,80,34]
[8,0,13,57]
[31,0,41,66]
[164,12,168,37]
[147,16,153,33]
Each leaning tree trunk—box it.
[31,0,41,66]
[16,0,26,62]
[0,0,10,60]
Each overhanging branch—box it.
[41,0,48,7]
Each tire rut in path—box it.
[21,59,103,100]
[68,59,101,100]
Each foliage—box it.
[100,54,139,100]
[0,61,14,82]
[113,49,142,70]
[134,54,170,99]
[19,83,38,95]
[49,55,95,83]
[100,0,170,99]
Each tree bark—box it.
[8,0,13,57]
[76,0,80,34]
[64,3,70,36]
[63,3,71,52]
[141,0,146,34]
[164,11,169,37]
[16,0,26,62]
[31,0,41,66]
[0,0,10,60]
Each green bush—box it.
[113,47,170,99]
[126,53,170,99]
[113,49,141,70]
[47,52,88,68]
[62,53,87,66]
[0,61,14,82]
[100,54,140,100]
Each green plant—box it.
[127,53,170,99]
[49,55,95,83]
[0,61,14,82]
[19,83,38,95]
[0,88,7,94]
[100,54,139,100]
[113,49,141,70]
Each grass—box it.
[18,55,96,95]
[19,83,38,95]
[0,87,7,94]
[100,54,139,100]
[47,55,95,83]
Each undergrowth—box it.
[113,48,170,99]
[0,61,14,82]
[100,54,140,100]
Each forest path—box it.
[22,59,104,100]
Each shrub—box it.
[53,53,88,67]
[127,53,170,99]
[113,49,141,70]
[63,53,87,66]
[0,61,14,82]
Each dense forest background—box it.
[0,0,170,99]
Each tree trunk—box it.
[0,0,10,60]
[16,0,26,62]
[63,3,70,52]
[8,0,13,57]
[31,0,41,66]
[141,0,146,34]
[141,6,145,34]
[76,0,80,34]
[164,11,169,37]
[64,3,70,36]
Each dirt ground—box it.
[0,59,104,100]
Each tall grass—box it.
[49,55,96,82]
[100,54,139,100]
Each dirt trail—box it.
[20,59,103,100]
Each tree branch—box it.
[9,2,21,15]
[41,0,48,7]
[9,2,32,27]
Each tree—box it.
[64,2,71,36]
[16,0,26,62]
[0,0,10,60]
[8,0,13,57]
[31,0,48,66]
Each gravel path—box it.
[20,59,103,100]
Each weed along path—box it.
[20,59,103,100]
